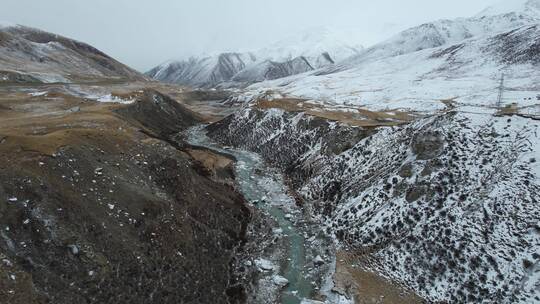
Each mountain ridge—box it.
[0,24,146,83]
[145,27,364,88]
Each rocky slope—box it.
[146,27,363,88]
[0,24,146,83]
[206,103,540,303]
[231,56,314,84]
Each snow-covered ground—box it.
[25,86,136,105]
[243,41,539,114]
[309,110,540,303]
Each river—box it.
[186,125,349,304]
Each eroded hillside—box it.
[0,86,251,303]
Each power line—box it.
[496,73,504,108]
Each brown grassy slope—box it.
[0,88,250,304]
[255,98,418,127]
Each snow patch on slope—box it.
[96,94,135,104]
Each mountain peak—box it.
[476,0,540,18]
[260,27,364,62]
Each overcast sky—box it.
[1,0,498,71]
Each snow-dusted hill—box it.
[243,24,540,113]
[231,56,314,83]
[208,104,540,304]
[146,53,256,88]
[146,27,363,88]
[339,0,540,68]
[0,24,145,83]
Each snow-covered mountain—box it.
[147,53,256,88]
[252,27,363,65]
[235,0,540,114]
[320,0,540,72]
[0,23,145,83]
[146,27,364,88]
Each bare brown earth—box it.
[0,84,250,304]
[333,251,425,304]
[255,98,418,127]
[185,149,236,182]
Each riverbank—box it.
[333,251,423,304]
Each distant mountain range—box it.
[147,0,540,94]
[145,27,364,88]
[0,23,146,83]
